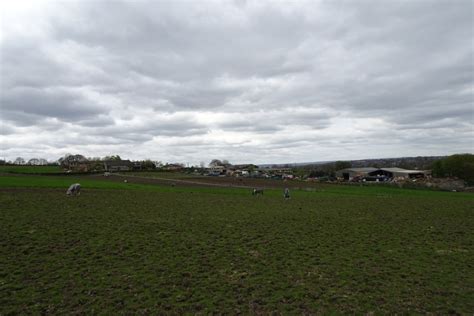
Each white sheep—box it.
[66,183,81,196]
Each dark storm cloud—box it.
[1,0,472,163]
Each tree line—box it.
[431,154,474,185]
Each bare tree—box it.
[27,158,40,165]
[58,154,88,169]
[103,155,122,161]
[209,159,223,167]
[14,157,25,165]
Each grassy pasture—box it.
[0,174,471,198]
[1,174,473,314]
[0,165,62,174]
[0,175,156,191]
[127,171,198,179]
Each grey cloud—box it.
[1,110,43,127]
[0,123,16,135]
[281,110,333,128]
[214,109,333,133]
[49,1,309,79]
[1,0,472,163]
[1,87,107,124]
[78,115,116,127]
[165,85,239,110]
[83,115,209,142]
[1,39,64,89]
[217,120,281,133]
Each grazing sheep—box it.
[252,188,264,195]
[66,183,81,196]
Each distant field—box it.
[1,174,473,314]
[0,175,156,191]
[127,171,198,179]
[0,174,470,198]
[0,165,62,174]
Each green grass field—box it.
[1,174,473,314]
[0,165,62,174]
[126,171,198,179]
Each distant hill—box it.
[259,161,334,168]
[259,156,446,170]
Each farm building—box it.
[336,167,378,180]
[259,167,293,178]
[336,167,430,181]
[60,155,90,171]
[103,160,133,172]
[368,168,430,179]
[208,165,226,175]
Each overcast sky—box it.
[1,0,472,165]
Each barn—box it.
[103,160,133,172]
[336,167,379,180]
[368,168,429,179]
[336,167,431,181]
